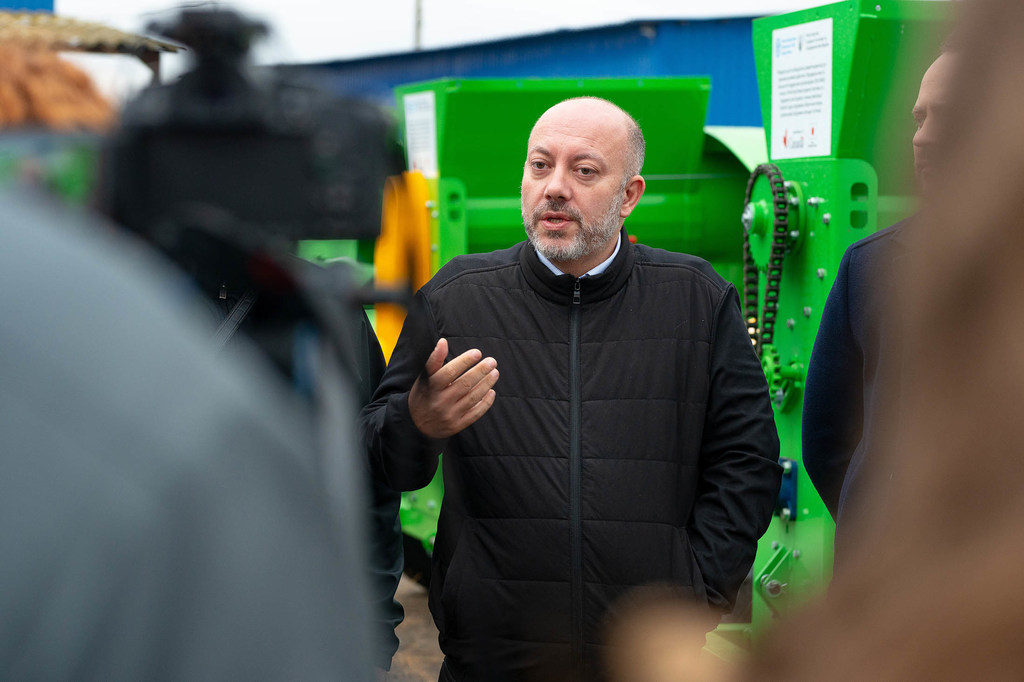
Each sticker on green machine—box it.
[771,17,833,160]
[403,90,439,179]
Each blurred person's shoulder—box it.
[0,187,370,680]
[0,186,318,470]
[847,218,913,260]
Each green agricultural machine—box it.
[382,0,950,655]
[735,0,947,648]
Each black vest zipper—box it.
[569,278,583,676]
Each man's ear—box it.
[619,175,646,218]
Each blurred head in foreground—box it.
[752,0,1024,677]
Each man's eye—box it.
[578,167,596,176]
[530,161,547,170]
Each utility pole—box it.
[414,0,422,51]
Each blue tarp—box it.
[0,2,53,9]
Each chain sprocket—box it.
[742,163,790,355]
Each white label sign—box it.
[403,90,439,178]
[770,18,833,160]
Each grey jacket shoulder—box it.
[1,190,374,680]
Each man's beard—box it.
[523,192,623,264]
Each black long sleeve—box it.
[360,290,447,492]
[690,286,782,609]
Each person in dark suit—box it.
[801,220,909,558]
[802,49,956,565]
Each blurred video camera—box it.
[101,7,401,380]
[105,8,398,246]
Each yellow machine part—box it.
[375,171,433,362]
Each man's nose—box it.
[914,118,934,151]
[544,169,572,201]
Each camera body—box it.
[98,6,406,398]
[103,8,398,247]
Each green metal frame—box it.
[736,0,950,644]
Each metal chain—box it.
[742,163,790,355]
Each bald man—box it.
[803,50,958,569]
[362,97,781,681]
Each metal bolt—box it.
[817,268,827,279]
[786,318,796,330]
[792,550,801,559]
[803,306,812,317]
[426,500,437,510]
[781,507,792,520]
[788,196,799,207]
[875,4,881,10]
[741,203,754,232]
[782,460,793,473]
[431,244,439,252]
[806,197,824,206]
[789,230,800,240]
[771,541,779,550]
[822,212,832,225]
[425,200,436,209]
[765,579,784,597]
[431,210,440,219]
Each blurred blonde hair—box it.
[0,44,113,131]
[748,0,1024,677]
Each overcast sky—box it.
[50,0,927,101]
[55,1,834,62]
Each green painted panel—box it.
[704,126,768,173]
[395,77,735,268]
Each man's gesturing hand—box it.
[409,338,499,439]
